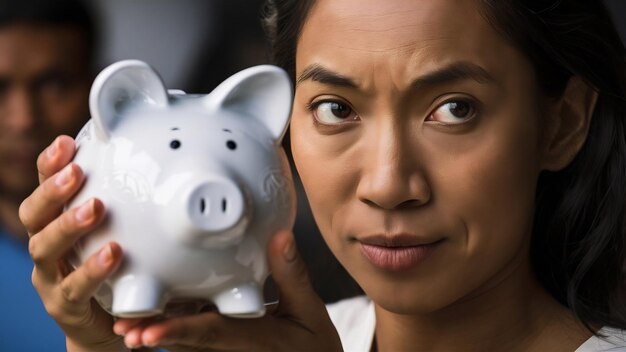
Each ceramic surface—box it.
[68,60,296,318]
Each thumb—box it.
[267,230,325,318]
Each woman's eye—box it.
[312,101,358,125]
[428,100,476,125]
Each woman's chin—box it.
[360,279,453,315]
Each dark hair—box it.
[261,0,315,83]
[479,1,626,333]
[0,0,98,62]
[261,0,626,333]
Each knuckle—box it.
[44,301,64,320]
[31,267,42,290]
[36,149,49,175]
[46,298,86,327]
[18,199,33,231]
[60,277,81,304]
[28,236,44,265]
[43,297,80,325]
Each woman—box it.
[19,0,626,350]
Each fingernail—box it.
[113,324,126,336]
[47,138,58,158]
[75,199,94,223]
[124,336,139,349]
[283,232,297,262]
[98,244,113,268]
[54,164,73,187]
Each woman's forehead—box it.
[296,0,529,91]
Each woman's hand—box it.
[21,136,343,352]
[19,136,127,352]
[114,230,343,352]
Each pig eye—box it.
[170,140,181,149]
[226,140,237,150]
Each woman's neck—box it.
[372,259,592,352]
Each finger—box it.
[123,324,145,350]
[267,231,326,319]
[113,318,145,337]
[59,242,123,306]
[29,198,105,278]
[122,318,167,350]
[116,316,167,349]
[37,135,77,184]
[133,312,274,350]
[112,298,210,337]
[20,162,85,235]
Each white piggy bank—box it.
[68,60,295,318]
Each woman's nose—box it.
[3,88,36,132]
[356,125,431,210]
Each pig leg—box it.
[212,281,265,318]
[111,275,166,318]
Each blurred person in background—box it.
[0,0,97,350]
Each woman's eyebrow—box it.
[296,64,357,88]
[410,61,499,90]
[296,61,499,89]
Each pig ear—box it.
[89,60,168,141]
[206,65,292,142]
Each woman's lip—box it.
[358,233,441,247]
[359,240,444,271]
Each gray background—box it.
[90,0,626,90]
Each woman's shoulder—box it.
[326,295,375,352]
[576,327,626,352]
[326,298,626,351]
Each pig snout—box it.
[160,174,250,248]
[188,178,246,232]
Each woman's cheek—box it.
[428,115,540,289]
[290,107,359,238]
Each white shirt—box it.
[327,296,626,352]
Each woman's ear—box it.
[540,76,599,171]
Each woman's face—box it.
[291,0,546,313]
